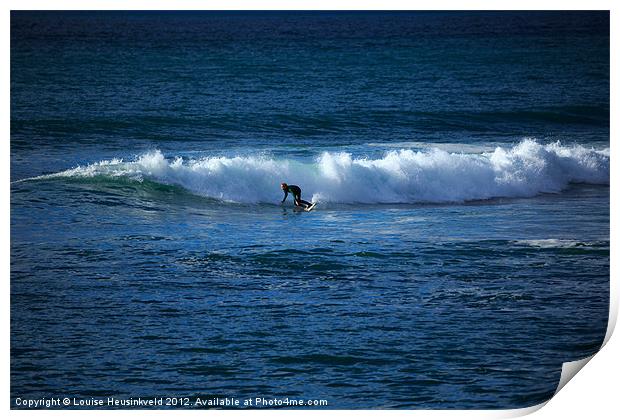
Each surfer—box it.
[281,182,313,209]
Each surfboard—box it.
[305,203,317,212]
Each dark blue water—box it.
[11,11,609,409]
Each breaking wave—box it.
[27,139,609,204]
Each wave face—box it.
[36,140,609,204]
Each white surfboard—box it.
[305,202,317,212]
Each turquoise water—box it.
[11,11,609,409]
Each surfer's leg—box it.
[294,195,307,207]
[299,199,312,207]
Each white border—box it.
[4,2,617,419]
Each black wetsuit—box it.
[282,185,312,208]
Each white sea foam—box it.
[31,139,609,204]
[515,239,588,248]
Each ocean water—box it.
[10,11,609,409]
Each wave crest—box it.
[33,139,609,204]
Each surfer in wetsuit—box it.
[281,182,312,209]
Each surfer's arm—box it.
[281,191,288,203]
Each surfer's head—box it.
[281,182,288,190]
